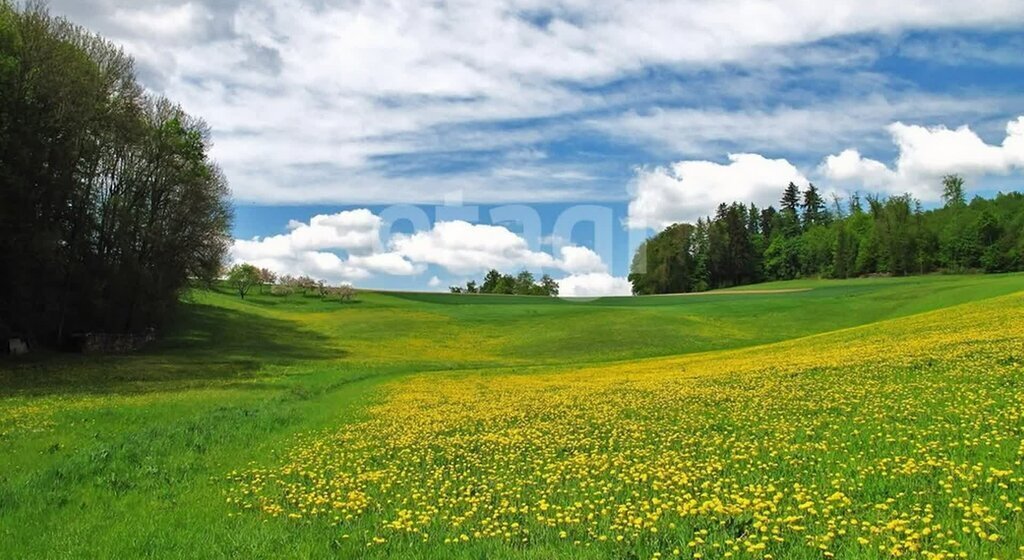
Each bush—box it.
[270,285,294,296]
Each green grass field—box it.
[1,274,1022,559]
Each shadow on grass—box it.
[0,302,344,396]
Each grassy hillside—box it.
[0,274,1022,558]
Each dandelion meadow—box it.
[227,290,1024,559]
[7,2,1024,558]
[0,274,1022,558]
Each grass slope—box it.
[0,273,1022,558]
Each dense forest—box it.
[0,3,231,346]
[629,177,1024,295]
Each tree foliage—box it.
[942,174,966,209]
[227,264,261,300]
[451,269,559,296]
[630,176,1024,294]
[0,3,231,343]
[628,223,698,295]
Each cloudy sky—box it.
[48,0,1024,294]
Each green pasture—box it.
[1,273,1022,558]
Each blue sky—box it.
[49,1,1024,294]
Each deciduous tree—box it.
[227,264,261,300]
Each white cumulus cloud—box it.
[557,273,632,298]
[558,246,608,275]
[627,153,808,230]
[821,116,1024,199]
[230,209,419,282]
[232,208,384,261]
[820,149,895,188]
[391,221,559,275]
[347,252,424,276]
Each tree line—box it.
[450,269,559,296]
[629,176,1024,295]
[0,3,232,346]
[225,263,356,302]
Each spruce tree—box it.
[802,184,827,228]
